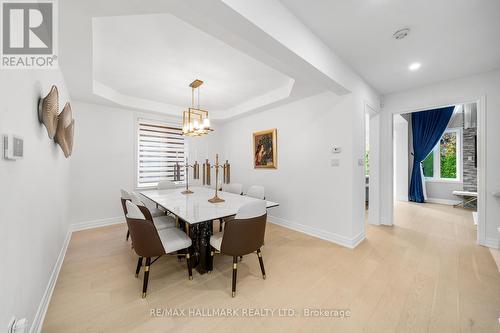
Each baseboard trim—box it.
[71,216,124,232]
[480,237,500,249]
[350,231,366,248]
[31,216,125,332]
[380,216,392,226]
[425,198,461,205]
[268,215,364,249]
[30,229,72,333]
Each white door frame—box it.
[388,96,486,245]
[365,101,380,225]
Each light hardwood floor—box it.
[43,202,500,332]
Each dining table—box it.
[140,186,279,274]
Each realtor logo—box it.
[1,0,58,68]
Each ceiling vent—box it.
[393,28,410,40]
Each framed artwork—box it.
[253,128,277,169]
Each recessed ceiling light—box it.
[409,62,421,71]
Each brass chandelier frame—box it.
[182,79,213,137]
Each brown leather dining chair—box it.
[209,200,267,297]
[120,189,176,241]
[125,201,193,298]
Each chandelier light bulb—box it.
[203,118,210,128]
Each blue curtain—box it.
[409,106,454,202]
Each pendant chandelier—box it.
[182,79,213,136]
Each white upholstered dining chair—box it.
[245,185,265,200]
[155,180,177,213]
[157,180,176,190]
[129,191,164,218]
[222,183,243,195]
[120,189,176,242]
[218,183,244,232]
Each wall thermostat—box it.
[332,146,342,154]
[3,135,24,160]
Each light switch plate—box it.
[3,135,24,160]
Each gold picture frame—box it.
[253,128,277,169]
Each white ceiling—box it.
[60,0,331,119]
[281,0,500,94]
[92,14,292,112]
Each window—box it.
[136,119,185,188]
[422,150,434,178]
[422,128,461,181]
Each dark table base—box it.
[182,220,213,274]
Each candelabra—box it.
[174,154,230,201]
[223,160,231,184]
[199,154,231,203]
[201,157,230,186]
[202,159,211,186]
[174,158,200,194]
[207,154,226,203]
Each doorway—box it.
[391,100,484,244]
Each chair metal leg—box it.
[186,252,193,280]
[232,256,238,297]
[142,257,151,298]
[126,230,130,241]
[257,249,266,279]
[135,257,143,277]
[453,196,477,208]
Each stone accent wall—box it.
[462,127,477,192]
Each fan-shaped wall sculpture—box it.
[38,85,59,139]
[55,102,75,158]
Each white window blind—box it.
[137,119,184,188]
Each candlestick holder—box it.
[202,159,211,186]
[223,160,231,184]
[208,154,225,203]
[175,159,200,195]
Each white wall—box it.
[211,89,378,247]
[69,101,181,225]
[0,70,71,331]
[63,0,380,251]
[185,123,223,177]
[393,114,408,201]
[423,112,463,204]
[380,68,500,248]
[425,181,462,204]
[70,80,378,251]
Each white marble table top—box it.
[140,186,279,224]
